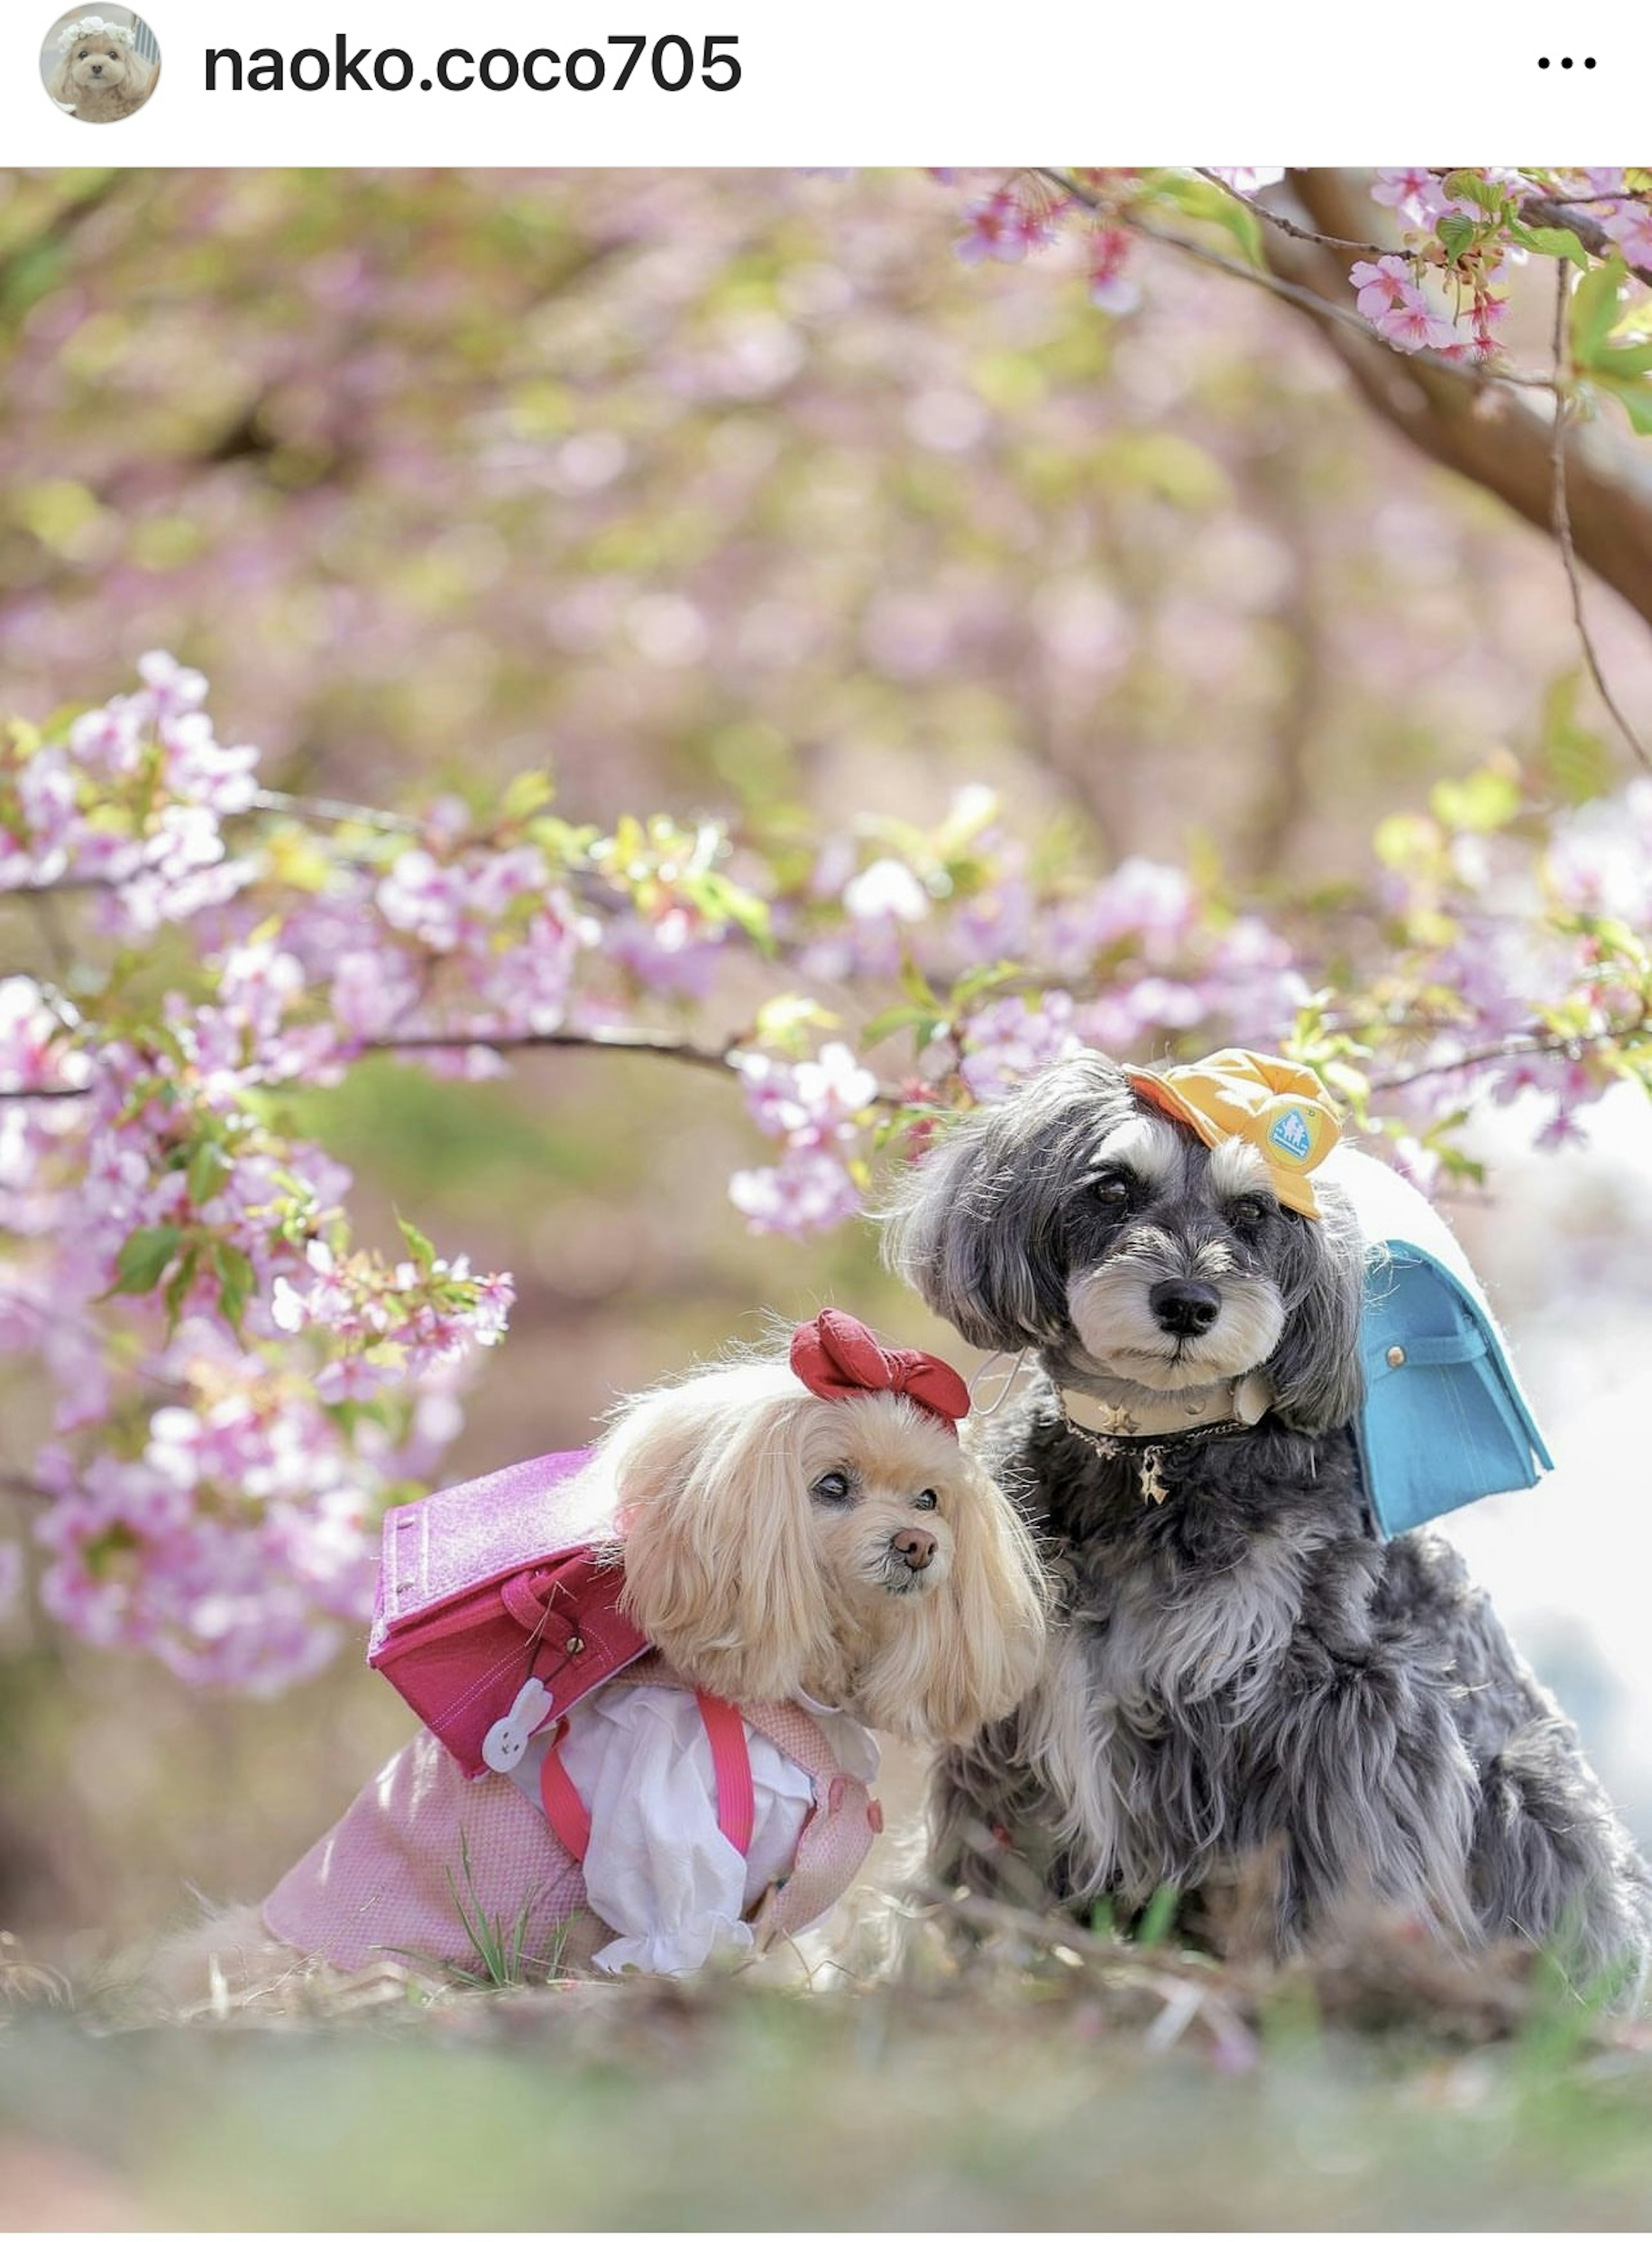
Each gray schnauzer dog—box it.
[886,1051,1652,1992]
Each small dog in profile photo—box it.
[151,1311,1047,2005]
[44,11,158,122]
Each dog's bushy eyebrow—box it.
[1207,1137,1274,1199]
[1085,1114,1180,1186]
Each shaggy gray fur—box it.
[885,1053,1652,1994]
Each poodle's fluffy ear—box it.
[1264,1178,1367,1434]
[128,52,156,99]
[881,1053,1136,1351]
[46,55,74,104]
[601,1368,834,1705]
[865,1451,1048,1746]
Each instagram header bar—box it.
[5,0,1647,161]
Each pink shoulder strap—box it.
[538,1725,593,1858]
[537,1692,755,1862]
[693,1690,756,1856]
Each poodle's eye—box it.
[809,1470,854,1506]
[1228,1194,1274,1227]
[1090,1169,1134,1208]
[913,1488,938,1512]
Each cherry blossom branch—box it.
[1513,187,1652,293]
[1255,170,1652,636]
[364,1027,905,1106]
[1548,262,1652,772]
[1041,170,1557,396]
[1370,1025,1644,1094]
[0,1025,906,1106]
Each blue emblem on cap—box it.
[1269,1108,1313,1162]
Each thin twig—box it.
[366,1026,903,1107]
[0,1470,53,1503]
[1548,262,1652,772]
[1370,1025,1638,1093]
[366,1025,744,1079]
[1192,168,1384,256]
[247,787,421,835]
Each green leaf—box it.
[1441,169,1501,214]
[897,955,937,1007]
[1569,256,1628,371]
[499,770,555,824]
[1594,368,1652,435]
[861,1001,942,1047]
[749,994,840,1055]
[948,960,1024,1007]
[690,870,772,951]
[163,1243,202,1330]
[1599,339,1652,379]
[1153,173,1264,268]
[186,1139,231,1207]
[1372,812,1442,872]
[1429,767,1522,834]
[108,1224,183,1297]
[1519,223,1590,270]
[1540,672,1613,805]
[1437,213,1476,265]
[396,1214,438,1275]
[213,1242,255,1334]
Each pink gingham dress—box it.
[262,1653,883,1976]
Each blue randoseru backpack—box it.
[1333,1149,1553,1540]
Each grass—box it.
[5,1904,1652,2231]
[415,1828,573,1991]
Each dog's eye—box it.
[1228,1194,1274,1227]
[810,1470,854,1505]
[1090,1170,1134,1207]
[913,1488,938,1512]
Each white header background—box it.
[3,0,1647,164]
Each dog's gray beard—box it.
[1064,1263,1285,1394]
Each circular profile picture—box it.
[41,8,160,121]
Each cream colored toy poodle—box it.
[48,15,157,120]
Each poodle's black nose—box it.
[892,1527,936,1572]
[1148,1280,1221,1337]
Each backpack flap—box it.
[367,1447,650,1777]
[1333,1149,1553,1540]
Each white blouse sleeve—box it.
[547,1684,815,1977]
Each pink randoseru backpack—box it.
[367,1447,650,1775]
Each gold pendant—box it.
[1140,1447,1169,1506]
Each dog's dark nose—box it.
[892,1527,937,1572]
[1149,1280,1222,1337]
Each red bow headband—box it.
[789,1309,970,1437]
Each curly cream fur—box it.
[597,1363,1048,1745]
[49,36,155,120]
